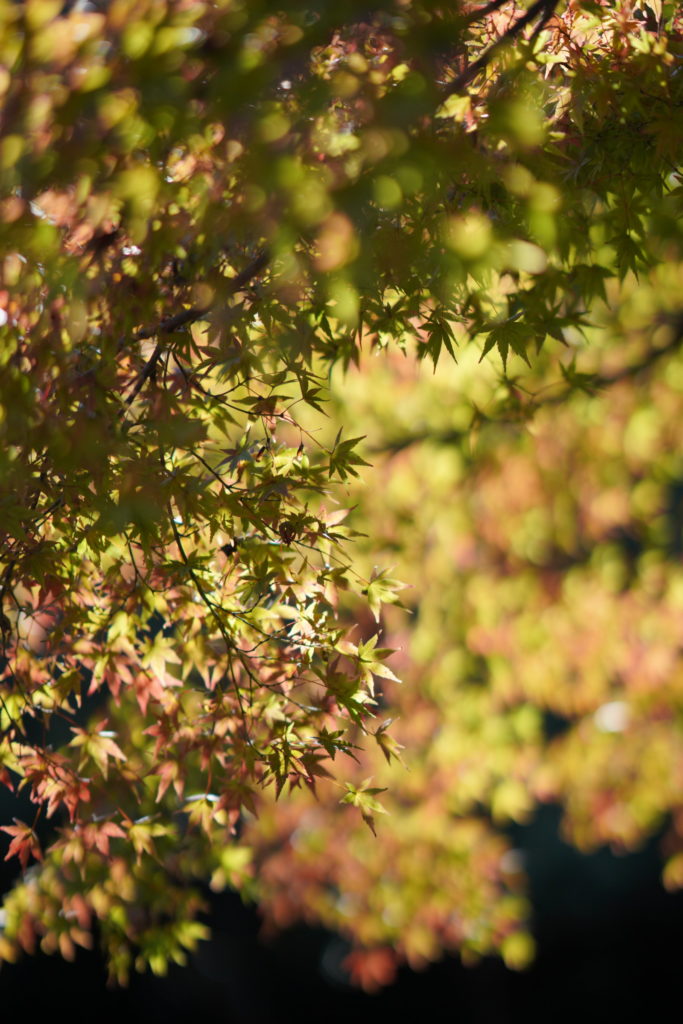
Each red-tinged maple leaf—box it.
[58,932,76,962]
[143,720,175,758]
[33,767,91,822]
[61,777,91,822]
[64,892,92,929]
[216,781,259,819]
[343,947,398,993]
[155,759,185,802]
[82,820,127,857]
[18,748,90,821]
[133,670,166,715]
[101,658,134,703]
[1,820,43,870]
[299,751,335,794]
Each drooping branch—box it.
[464,0,521,26]
[446,0,560,95]
[122,249,270,412]
[132,248,270,344]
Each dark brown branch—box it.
[446,0,559,95]
[122,249,270,412]
[123,342,163,410]
[132,248,270,343]
[464,0,519,26]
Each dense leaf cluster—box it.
[0,0,681,983]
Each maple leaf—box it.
[364,568,408,623]
[1,820,42,870]
[340,778,388,835]
[69,721,126,778]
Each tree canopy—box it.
[1,0,682,985]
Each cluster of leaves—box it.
[245,266,683,986]
[0,0,681,984]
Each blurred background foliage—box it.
[246,265,683,987]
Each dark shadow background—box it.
[1,803,681,1023]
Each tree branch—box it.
[122,249,270,412]
[123,342,164,410]
[464,0,519,26]
[132,248,270,343]
[445,0,559,95]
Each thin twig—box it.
[374,322,683,455]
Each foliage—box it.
[248,273,683,987]
[0,0,682,985]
